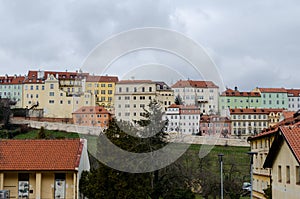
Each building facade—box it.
[0,139,90,199]
[264,125,300,199]
[164,104,201,135]
[172,80,219,115]
[219,87,261,116]
[286,89,300,111]
[85,75,118,110]
[72,106,111,128]
[253,88,288,109]
[0,75,25,108]
[23,71,93,119]
[199,115,231,137]
[114,80,173,122]
[230,108,284,139]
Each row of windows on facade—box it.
[289,97,300,102]
[76,114,107,118]
[181,95,215,100]
[233,121,268,127]
[252,139,270,150]
[87,83,113,87]
[289,104,300,108]
[168,115,199,120]
[233,128,261,135]
[27,100,89,105]
[0,85,21,89]
[118,96,152,100]
[201,123,229,127]
[221,98,260,103]
[169,122,199,126]
[253,179,269,193]
[77,120,108,124]
[0,91,20,97]
[168,127,198,133]
[262,93,286,98]
[262,100,285,105]
[174,88,215,93]
[118,86,154,93]
[87,89,113,95]
[232,114,268,120]
[118,112,150,117]
[278,165,300,185]
[96,97,113,102]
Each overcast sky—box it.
[0,0,300,91]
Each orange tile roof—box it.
[0,139,84,171]
[280,126,300,163]
[86,75,118,83]
[221,88,260,97]
[258,88,287,93]
[72,106,110,114]
[230,108,284,115]
[287,89,300,97]
[171,80,218,88]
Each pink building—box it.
[199,115,231,137]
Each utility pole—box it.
[247,151,258,199]
[218,154,224,199]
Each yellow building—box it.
[264,125,300,199]
[23,71,94,119]
[85,75,118,110]
[0,139,90,199]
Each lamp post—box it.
[218,154,224,199]
[247,151,258,199]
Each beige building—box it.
[171,80,219,115]
[264,125,300,199]
[249,111,299,199]
[0,139,90,199]
[230,108,284,139]
[114,80,174,122]
[23,71,94,119]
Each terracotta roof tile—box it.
[0,139,84,171]
[287,89,300,97]
[230,108,284,115]
[280,126,300,163]
[0,76,25,84]
[86,75,118,83]
[72,106,110,114]
[258,88,287,93]
[221,88,260,97]
[171,80,218,88]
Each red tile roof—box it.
[0,76,25,84]
[118,80,153,84]
[73,106,110,114]
[221,88,260,97]
[230,108,284,115]
[287,89,300,97]
[86,75,118,83]
[280,126,300,163]
[257,88,287,93]
[0,139,84,171]
[171,80,218,88]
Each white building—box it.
[114,80,174,122]
[171,80,219,115]
[164,104,201,135]
[287,89,300,111]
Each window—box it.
[30,85,33,90]
[119,87,122,92]
[101,83,105,87]
[101,90,106,94]
[296,166,300,185]
[149,87,152,92]
[68,100,71,104]
[50,84,54,89]
[49,100,55,104]
[108,84,112,87]
[126,87,129,92]
[49,92,55,96]
[278,165,282,182]
[142,87,145,92]
[55,173,66,198]
[42,85,45,90]
[36,85,39,90]
[18,173,29,198]
[108,90,113,94]
[287,166,290,184]
[60,100,63,104]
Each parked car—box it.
[242,182,251,191]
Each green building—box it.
[219,87,261,115]
[253,87,288,109]
[0,75,25,108]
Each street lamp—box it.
[247,151,258,199]
[218,154,224,199]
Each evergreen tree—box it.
[174,94,183,105]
